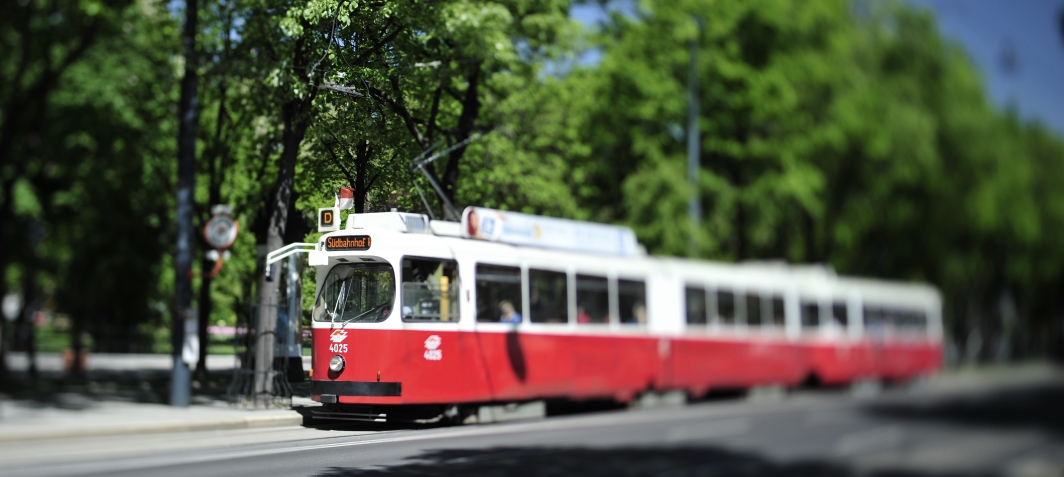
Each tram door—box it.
[274,254,304,382]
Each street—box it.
[3,373,1063,477]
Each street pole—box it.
[22,222,43,380]
[687,17,703,257]
[172,0,199,407]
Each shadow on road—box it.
[867,381,1064,438]
[294,408,436,433]
[312,445,958,477]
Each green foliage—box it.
[2,0,1063,360]
[484,0,1064,356]
[0,0,178,352]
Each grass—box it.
[26,323,312,356]
[35,325,70,353]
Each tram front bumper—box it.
[311,380,402,398]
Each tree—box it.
[295,0,575,219]
[0,0,179,380]
[0,0,141,377]
[488,0,1064,360]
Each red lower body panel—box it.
[310,328,941,405]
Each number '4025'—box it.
[329,343,348,353]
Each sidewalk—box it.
[0,395,315,442]
[0,357,1057,443]
[1,352,317,442]
[6,352,312,376]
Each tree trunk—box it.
[20,222,42,380]
[194,186,218,381]
[803,210,817,263]
[735,202,746,261]
[194,0,235,381]
[251,19,317,401]
[194,260,213,380]
[355,141,369,214]
[0,183,13,380]
[439,65,482,220]
[252,98,310,399]
[68,316,84,377]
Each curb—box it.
[0,413,305,442]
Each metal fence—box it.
[226,303,302,408]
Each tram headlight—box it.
[328,355,345,373]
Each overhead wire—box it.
[308,0,347,81]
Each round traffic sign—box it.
[203,214,239,250]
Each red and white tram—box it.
[269,207,941,422]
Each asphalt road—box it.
[4,378,1064,477]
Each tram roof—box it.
[323,211,939,305]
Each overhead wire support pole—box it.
[172,0,200,407]
[414,162,458,220]
[408,142,442,220]
[687,17,703,257]
[408,133,484,221]
[410,171,437,221]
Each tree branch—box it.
[318,81,366,98]
[367,82,428,149]
[351,19,402,65]
[325,131,358,188]
[427,82,443,143]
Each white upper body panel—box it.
[305,212,942,343]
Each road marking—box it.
[666,418,750,442]
[12,399,859,476]
[804,410,854,428]
[835,425,904,456]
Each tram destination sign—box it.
[325,235,372,251]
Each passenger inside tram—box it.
[499,300,522,323]
[576,305,590,324]
[475,264,522,323]
[618,279,647,325]
[576,274,610,324]
[632,302,647,324]
[529,269,567,323]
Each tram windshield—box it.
[313,263,395,323]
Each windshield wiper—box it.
[330,278,351,322]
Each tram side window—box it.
[529,269,568,324]
[746,293,761,326]
[619,279,647,325]
[401,257,459,322]
[831,303,848,327]
[716,290,737,325]
[863,306,887,337]
[312,263,395,323]
[911,311,928,336]
[891,309,927,336]
[885,308,905,333]
[895,310,913,334]
[801,302,819,328]
[685,286,707,325]
[576,274,610,324]
[476,264,523,323]
[771,296,785,326]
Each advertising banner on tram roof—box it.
[460,206,639,257]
